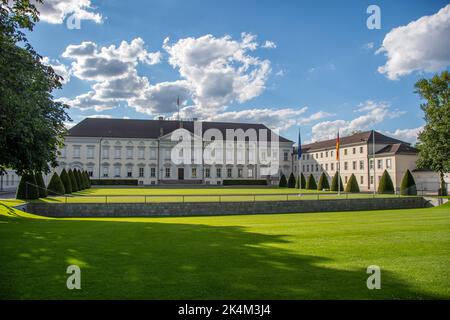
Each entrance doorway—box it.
[178,168,184,180]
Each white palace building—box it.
[1,118,448,193]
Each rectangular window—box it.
[316,164,319,172]
[325,163,328,171]
[73,146,81,158]
[139,167,144,178]
[320,152,323,158]
[138,148,145,159]
[344,149,348,156]
[114,167,120,177]
[352,161,357,170]
[226,149,233,162]
[165,168,170,178]
[227,168,232,178]
[127,168,132,177]
[360,176,364,184]
[216,168,221,178]
[284,152,288,161]
[87,146,94,159]
[360,146,364,153]
[115,148,121,159]
[325,151,328,158]
[331,163,334,171]
[150,167,156,178]
[352,148,356,154]
[87,168,93,177]
[369,159,374,169]
[248,168,253,177]
[238,168,243,178]
[102,148,109,159]
[377,159,382,169]
[386,158,392,169]
[331,151,334,158]
[205,168,210,178]
[150,149,157,159]
[360,160,364,170]
[370,175,374,184]
[306,164,310,172]
[126,148,133,159]
[344,162,348,171]
[192,168,197,178]
[302,165,305,172]
[102,167,108,177]
[237,149,243,162]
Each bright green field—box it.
[0,200,449,299]
[34,187,404,203]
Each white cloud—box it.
[86,114,113,119]
[163,33,271,112]
[311,100,404,141]
[377,4,450,80]
[34,0,102,24]
[383,127,423,144]
[275,69,285,77]
[364,42,374,50]
[262,40,277,49]
[59,91,115,112]
[42,57,71,84]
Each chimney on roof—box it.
[158,116,164,121]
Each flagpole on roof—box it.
[298,127,302,196]
[337,130,341,196]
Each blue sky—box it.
[27,0,450,144]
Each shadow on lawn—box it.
[0,218,441,299]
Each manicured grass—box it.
[0,201,449,299]
[33,187,404,203]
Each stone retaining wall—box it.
[24,197,428,217]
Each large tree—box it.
[0,0,70,175]
[415,71,450,195]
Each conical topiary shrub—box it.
[378,170,395,194]
[400,169,417,195]
[68,169,78,192]
[288,172,296,188]
[279,174,287,188]
[35,172,48,198]
[60,168,72,194]
[306,174,317,190]
[345,174,360,193]
[74,169,83,190]
[16,173,40,200]
[317,172,330,190]
[331,171,344,192]
[84,171,91,188]
[295,174,300,189]
[300,173,306,189]
[47,172,65,195]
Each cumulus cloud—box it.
[310,100,404,141]
[262,40,277,49]
[377,4,450,80]
[42,57,71,84]
[163,33,271,111]
[383,127,423,144]
[58,92,115,112]
[34,0,102,24]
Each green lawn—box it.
[0,201,449,299]
[33,187,405,203]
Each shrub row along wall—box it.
[25,197,428,217]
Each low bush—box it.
[345,174,360,193]
[16,173,39,200]
[317,172,330,190]
[306,174,317,190]
[91,179,139,186]
[378,170,395,194]
[47,172,65,195]
[288,173,296,188]
[400,169,417,195]
[279,174,287,188]
[223,179,267,186]
[331,171,344,192]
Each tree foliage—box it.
[317,172,330,190]
[400,169,417,196]
[288,172,296,188]
[68,169,78,192]
[47,172,65,195]
[74,169,83,190]
[0,0,70,175]
[330,171,344,192]
[415,71,450,195]
[60,168,72,194]
[345,174,360,193]
[279,174,287,188]
[378,170,395,194]
[35,172,47,198]
[306,174,317,190]
[16,172,39,200]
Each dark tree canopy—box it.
[287,172,296,188]
[415,71,450,195]
[0,0,70,175]
[47,172,65,195]
[345,174,360,193]
[306,174,317,190]
[279,174,287,188]
[60,168,72,194]
[317,172,330,190]
[35,172,47,198]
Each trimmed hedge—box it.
[35,172,48,198]
[16,173,39,200]
[47,172,65,195]
[91,179,139,186]
[306,174,317,190]
[74,169,84,190]
[331,171,344,192]
[345,174,360,193]
[378,170,395,194]
[300,173,306,189]
[279,174,287,188]
[60,169,72,194]
[84,171,91,188]
[317,172,330,190]
[288,173,296,188]
[68,169,78,192]
[400,169,417,195]
[223,179,267,186]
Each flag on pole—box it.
[336,131,340,160]
[297,128,302,160]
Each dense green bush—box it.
[300,173,306,189]
[74,169,84,190]
[345,174,360,193]
[60,169,72,194]
[400,169,417,195]
[90,179,139,186]
[34,172,48,198]
[68,169,79,192]
[378,170,395,194]
[223,179,267,186]
[331,171,344,192]
[84,171,91,188]
[288,173,296,188]
[279,174,287,188]
[16,173,39,200]
[306,174,317,190]
[317,172,330,190]
[47,172,65,195]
